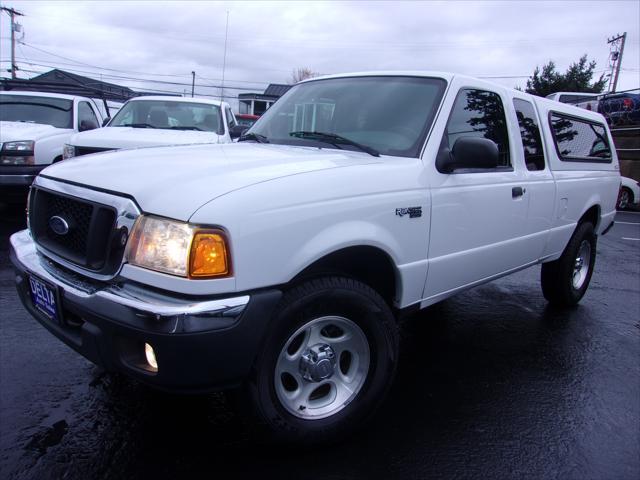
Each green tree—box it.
[525,55,607,97]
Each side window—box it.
[513,99,546,171]
[226,107,237,129]
[550,113,612,161]
[78,102,99,129]
[444,89,511,168]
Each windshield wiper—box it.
[170,126,203,131]
[289,131,379,157]
[238,132,270,143]
[117,123,157,129]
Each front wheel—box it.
[242,276,399,443]
[541,222,597,307]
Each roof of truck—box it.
[127,95,224,106]
[298,71,610,124]
[0,90,91,102]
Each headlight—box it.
[127,216,230,278]
[1,140,35,165]
[63,144,76,159]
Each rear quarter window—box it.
[549,112,612,162]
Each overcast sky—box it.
[1,0,638,109]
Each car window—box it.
[250,76,447,158]
[226,107,237,129]
[78,101,99,129]
[549,113,612,162]
[109,100,223,133]
[0,94,73,129]
[443,89,511,168]
[513,99,546,171]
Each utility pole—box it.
[191,71,195,97]
[1,5,24,79]
[607,32,626,93]
[220,10,229,101]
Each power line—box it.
[19,41,192,77]
[12,67,241,100]
[3,54,270,85]
[0,58,265,91]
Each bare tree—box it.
[290,67,319,84]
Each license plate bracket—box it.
[27,274,61,323]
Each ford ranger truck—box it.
[10,72,620,443]
[0,91,103,203]
[62,96,242,159]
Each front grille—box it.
[29,187,123,273]
[43,191,92,255]
[74,146,115,157]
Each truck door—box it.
[423,86,531,301]
[511,97,555,263]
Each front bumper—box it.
[0,165,47,186]
[10,229,282,392]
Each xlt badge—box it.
[395,207,422,218]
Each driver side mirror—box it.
[230,125,249,139]
[437,137,499,173]
[79,119,98,132]
[102,117,111,127]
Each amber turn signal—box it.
[189,231,230,278]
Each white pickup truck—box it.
[0,91,103,201]
[62,96,241,159]
[10,72,619,443]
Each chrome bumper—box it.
[10,229,282,391]
[10,229,249,332]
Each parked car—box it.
[546,91,600,111]
[0,91,103,202]
[63,96,243,159]
[598,92,640,126]
[617,176,640,209]
[236,113,260,128]
[11,72,619,443]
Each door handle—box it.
[512,186,525,198]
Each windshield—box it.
[0,94,73,129]
[110,100,223,133]
[249,76,447,157]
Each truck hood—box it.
[40,143,380,221]
[71,126,223,149]
[0,121,72,142]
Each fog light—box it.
[144,343,158,370]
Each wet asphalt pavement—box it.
[0,201,638,480]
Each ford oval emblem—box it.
[49,216,70,235]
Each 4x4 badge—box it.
[395,207,422,218]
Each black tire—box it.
[617,187,632,210]
[541,222,597,307]
[241,276,399,444]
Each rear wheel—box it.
[242,276,398,443]
[617,187,632,210]
[541,222,597,306]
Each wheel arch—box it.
[289,245,400,308]
[578,204,601,230]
